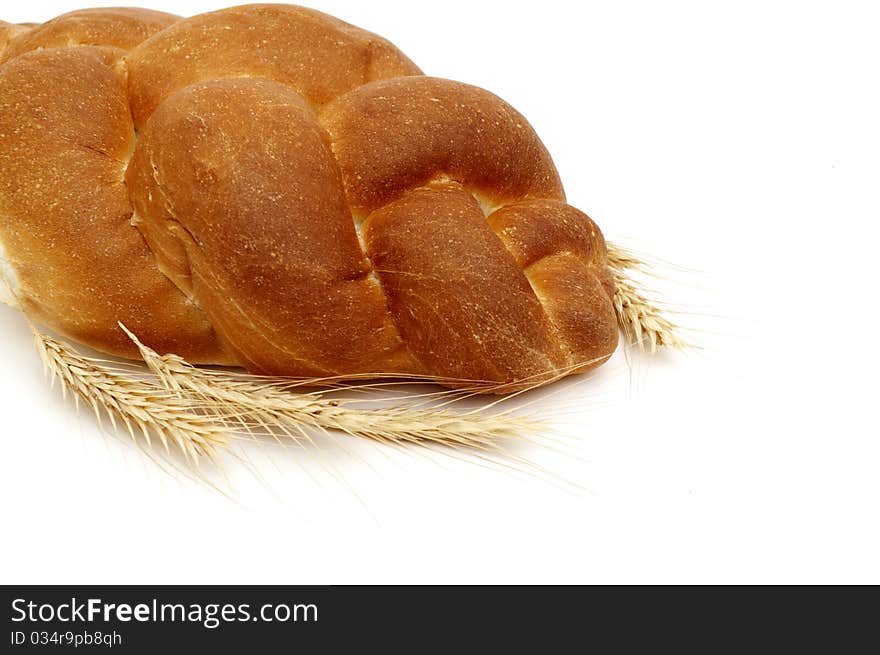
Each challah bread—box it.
[0,4,618,388]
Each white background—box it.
[1,0,878,584]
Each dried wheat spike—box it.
[120,324,540,453]
[32,327,226,462]
[605,242,689,352]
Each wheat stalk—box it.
[32,327,227,462]
[606,242,689,351]
[30,322,539,468]
[119,324,537,453]
[19,240,684,472]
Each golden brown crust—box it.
[320,77,565,216]
[0,46,228,361]
[127,77,417,375]
[125,4,422,128]
[0,4,618,389]
[0,21,34,61]
[489,201,618,370]
[0,8,178,64]
[364,185,565,383]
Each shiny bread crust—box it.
[0,4,617,387]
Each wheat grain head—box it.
[31,327,226,462]
[119,323,540,453]
[606,242,689,352]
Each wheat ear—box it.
[606,242,689,351]
[119,324,538,453]
[32,327,226,462]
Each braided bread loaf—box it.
[0,4,618,387]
